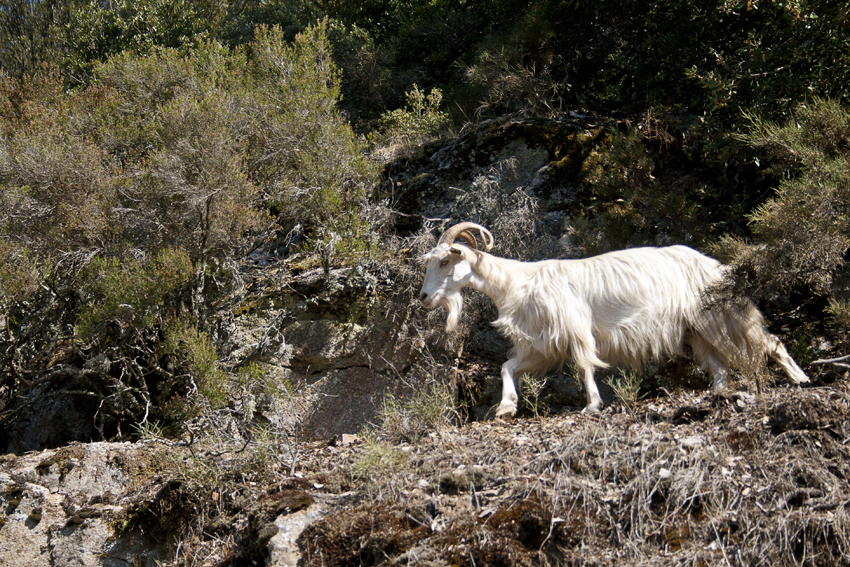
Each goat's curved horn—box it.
[438,222,494,251]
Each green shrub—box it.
[353,437,409,481]
[464,32,563,119]
[77,248,194,338]
[0,70,111,255]
[165,318,228,409]
[374,381,458,443]
[826,298,850,332]
[571,126,702,255]
[246,21,376,248]
[90,21,375,261]
[604,370,646,411]
[64,0,225,86]
[0,241,40,312]
[733,99,850,297]
[520,374,548,418]
[376,85,451,147]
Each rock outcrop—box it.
[0,442,165,567]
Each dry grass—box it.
[114,379,850,566]
[297,383,850,566]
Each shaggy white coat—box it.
[420,242,809,416]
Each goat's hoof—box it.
[581,404,602,414]
[494,405,516,419]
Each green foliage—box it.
[353,437,409,481]
[734,99,850,296]
[218,0,323,47]
[463,8,563,118]
[0,68,111,256]
[3,0,850,130]
[826,298,850,332]
[165,318,228,409]
[605,370,646,411]
[0,0,226,87]
[520,374,548,419]
[0,241,40,311]
[93,43,269,262]
[374,381,458,443]
[323,20,394,124]
[785,328,815,367]
[571,125,703,255]
[246,21,375,246]
[1,21,371,266]
[0,242,41,382]
[376,85,451,147]
[0,1,79,78]
[77,248,194,337]
[237,362,294,398]
[526,0,850,122]
[0,20,379,442]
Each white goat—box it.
[419,222,810,417]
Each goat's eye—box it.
[439,259,449,267]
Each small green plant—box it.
[131,420,166,441]
[521,374,548,418]
[407,380,459,432]
[605,370,646,410]
[826,297,850,332]
[353,436,409,481]
[374,381,458,442]
[165,319,228,409]
[237,362,293,397]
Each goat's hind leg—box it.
[690,334,730,391]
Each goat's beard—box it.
[442,292,463,333]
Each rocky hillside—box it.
[2,385,848,566]
[2,116,849,566]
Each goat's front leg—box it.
[495,358,520,418]
[580,365,603,413]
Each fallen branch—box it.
[811,353,850,368]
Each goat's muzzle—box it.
[419,291,433,307]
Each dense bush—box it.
[0,22,376,435]
[245,23,375,247]
[725,99,850,305]
[373,85,451,155]
[5,1,848,128]
[526,0,850,121]
[76,248,194,338]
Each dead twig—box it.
[811,353,850,366]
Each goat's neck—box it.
[466,252,523,309]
